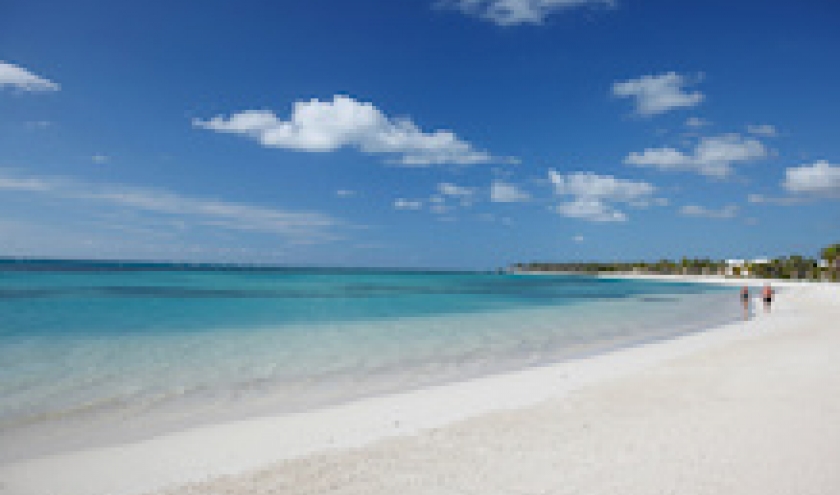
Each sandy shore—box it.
[1,280,838,495]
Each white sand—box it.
[1,280,838,495]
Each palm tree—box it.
[822,244,839,267]
[822,244,839,281]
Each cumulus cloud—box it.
[548,170,658,222]
[555,199,628,222]
[436,182,477,207]
[430,203,452,215]
[393,198,424,210]
[194,95,516,166]
[747,193,806,206]
[424,182,476,213]
[0,169,345,243]
[438,0,614,26]
[685,117,710,128]
[392,182,483,217]
[0,61,60,92]
[624,134,768,178]
[746,124,778,137]
[490,180,531,202]
[783,160,840,198]
[612,72,704,116]
[679,204,739,219]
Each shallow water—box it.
[0,262,739,461]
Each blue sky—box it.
[1,0,839,268]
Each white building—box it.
[725,259,746,276]
[725,257,769,277]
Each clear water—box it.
[0,262,739,461]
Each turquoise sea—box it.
[0,260,739,462]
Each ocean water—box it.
[0,262,740,461]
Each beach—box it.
[1,279,838,495]
[5,2,839,493]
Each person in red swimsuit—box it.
[761,284,774,313]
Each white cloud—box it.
[679,204,739,219]
[438,0,614,26]
[783,160,840,198]
[437,182,477,206]
[490,180,531,202]
[0,61,60,92]
[194,95,516,166]
[476,212,512,225]
[548,170,658,222]
[0,169,345,243]
[612,72,704,116]
[91,154,110,164]
[549,170,656,201]
[336,189,357,198]
[430,203,452,215]
[747,193,806,206]
[25,120,53,129]
[555,199,627,222]
[624,134,768,178]
[746,124,778,137]
[685,117,710,128]
[572,234,584,243]
[392,182,486,216]
[393,198,424,210]
[437,182,475,198]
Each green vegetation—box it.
[822,244,839,268]
[510,243,839,282]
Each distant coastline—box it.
[507,245,840,282]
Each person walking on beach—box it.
[741,286,750,320]
[762,283,774,313]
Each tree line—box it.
[510,243,840,282]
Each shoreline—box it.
[516,269,832,286]
[595,272,833,286]
[1,278,837,495]
[0,287,738,465]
